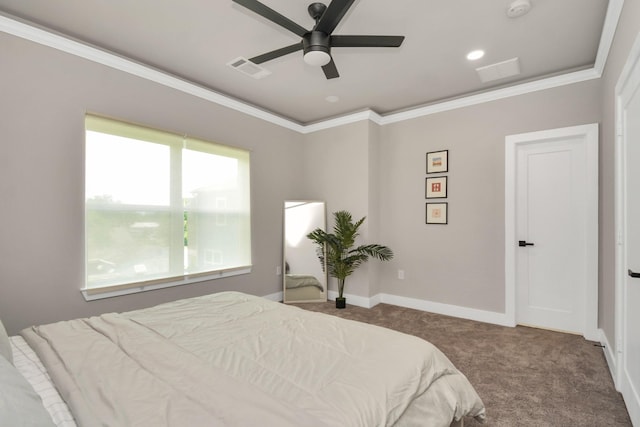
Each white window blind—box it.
[84,114,251,296]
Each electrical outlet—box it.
[398,269,405,280]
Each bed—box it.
[1,291,486,426]
[284,273,326,301]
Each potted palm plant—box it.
[307,210,394,309]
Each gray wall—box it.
[367,121,383,297]
[0,33,303,334]
[302,121,376,298]
[599,0,640,349]
[300,80,601,311]
[376,81,602,312]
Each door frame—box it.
[505,124,599,340]
[614,31,640,424]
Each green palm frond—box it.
[307,210,394,298]
[352,244,394,261]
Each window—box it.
[83,114,251,298]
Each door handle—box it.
[629,269,640,278]
[518,240,534,247]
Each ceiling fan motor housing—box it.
[303,31,330,55]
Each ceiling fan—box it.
[232,0,405,79]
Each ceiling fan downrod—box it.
[307,2,327,23]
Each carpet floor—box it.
[292,301,632,426]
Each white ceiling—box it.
[0,0,611,124]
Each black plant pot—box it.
[335,297,346,309]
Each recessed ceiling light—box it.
[325,95,340,103]
[466,50,485,61]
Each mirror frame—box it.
[283,201,327,303]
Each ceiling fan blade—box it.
[331,35,405,48]
[232,0,308,37]
[314,0,356,35]
[250,43,303,64]
[321,57,340,79]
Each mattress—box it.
[20,291,486,426]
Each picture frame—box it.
[425,176,448,199]
[426,150,448,174]
[426,202,448,224]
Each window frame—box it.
[82,114,252,300]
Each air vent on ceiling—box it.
[227,57,271,79]
[475,57,521,83]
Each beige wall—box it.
[0,33,303,334]
[378,81,602,312]
[302,121,377,298]
[300,80,601,311]
[367,121,383,297]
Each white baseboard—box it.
[327,290,379,308]
[379,293,514,327]
[271,290,615,352]
[263,290,377,307]
[599,328,618,388]
[326,291,513,326]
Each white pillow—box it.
[0,355,56,426]
[11,336,77,427]
[0,319,12,364]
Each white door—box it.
[617,33,640,426]
[505,124,598,339]
[622,83,640,427]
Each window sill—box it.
[80,267,252,301]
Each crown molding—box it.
[0,0,623,134]
[301,110,383,134]
[379,68,602,126]
[595,0,625,73]
[0,13,306,134]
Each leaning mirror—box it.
[283,201,327,303]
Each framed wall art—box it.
[425,176,447,198]
[426,202,448,224]
[426,150,448,174]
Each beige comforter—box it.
[21,292,485,427]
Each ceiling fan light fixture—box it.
[303,31,331,66]
[304,50,331,66]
